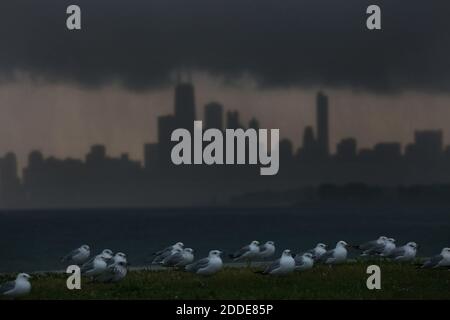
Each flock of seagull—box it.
[1,236,450,298]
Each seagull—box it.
[352,236,388,256]
[306,243,327,261]
[257,249,295,275]
[257,241,276,260]
[96,261,128,283]
[185,250,223,276]
[229,241,260,266]
[421,248,450,268]
[152,242,184,264]
[317,241,349,265]
[81,249,113,277]
[379,238,396,257]
[162,248,194,267]
[294,252,314,272]
[61,244,91,265]
[0,273,31,298]
[109,252,127,265]
[386,242,418,262]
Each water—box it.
[0,206,449,273]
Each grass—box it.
[1,262,450,300]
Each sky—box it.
[1,0,450,169]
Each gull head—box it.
[209,250,222,257]
[116,252,126,258]
[184,248,194,254]
[388,238,396,243]
[17,273,31,281]
[317,243,327,249]
[101,249,114,259]
[337,241,348,248]
[407,242,418,249]
[441,248,450,254]
[303,252,314,259]
[379,236,388,242]
[282,249,292,257]
[265,241,275,246]
[175,242,184,248]
[81,245,90,251]
[251,240,260,246]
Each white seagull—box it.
[294,252,314,272]
[257,241,276,260]
[162,248,195,267]
[421,248,450,268]
[387,242,418,262]
[229,241,260,264]
[306,243,327,261]
[185,250,223,276]
[152,242,184,264]
[96,261,129,283]
[317,241,349,265]
[109,252,127,265]
[0,273,32,298]
[81,249,113,277]
[61,244,91,265]
[258,249,295,275]
[353,236,388,256]
[379,238,396,257]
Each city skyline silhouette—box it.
[2,81,450,208]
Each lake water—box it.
[1,205,449,273]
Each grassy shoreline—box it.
[1,262,449,300]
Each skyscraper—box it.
[157,115,176,167]
[226,111,241,129]
[174,82,196,129]
[316,91,329,157]
[204,102,223,130]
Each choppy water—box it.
[0,205,449,273]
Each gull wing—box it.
[61,248,81,262]
[422,254,443,268]
[0,281,16,294]
[163,252,184,266]
[185,258,210,272]
[263,258,281,274]
[230,245,250,259]
[317,249,334,263]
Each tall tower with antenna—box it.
[174,70,196,129]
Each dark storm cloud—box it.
[0,0,449,92]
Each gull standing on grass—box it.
[162,248,195,267]
[352,236,388,256]
[81,249,113,277]
[257,249,295,275]
[61,244,91,265]
[96,261,129,283]
[0,273,31,298]
[306,243,327,261]
[152,242,184,264]
[317,241,349,265]
[421,248,450,268]
[185,250,223,276]
[95,252,128,282]
[294,252,315,272]
[386,242,418,262]
[257,241,276,260]
[379,238,396,257]
[229,240,260,266]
